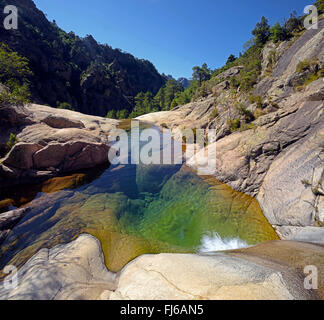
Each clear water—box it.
[0,123,278,275]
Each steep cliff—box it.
[137,18,324,239]
[0,0,166,116]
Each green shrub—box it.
[0,82,31,105]
[239,123,257,132]
[315,0,324,14]
[0,43,33,105]
[106,109,129,119]
[269,23,289,43]
[236,104,255,123]
[193,81,212,100]
[229,77,240,89]
[301,179,312,188]
[239,70,260,91]
[0,43,33,83]
[265,50,277,74]
[116,109,129,119]
[252,16,271,47]
[295,58,324,90]
[6,133,18,149]
[209,107,219,121]
[106,110,116,119]
[57,101,74,110]
[253,108,267,119]
[171,80,200,107]
[296,60,311,73]
[248,95,263,108]
[233,46,262,92]
[227,118,241,133]
[268,50,277,66]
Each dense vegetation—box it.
[315,0,324,14]
[0,0,323,120]
[0,43,33,104]
[127,79,198,118]
[0,0,166,116]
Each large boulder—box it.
[0,104,34,128]
[110,240,324,300]
[275,226,324,244]
[32,141,110,172]
[3,143,43,170]
[41,115,85,129]
[0,104,117,185]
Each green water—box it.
[0,125,278,275]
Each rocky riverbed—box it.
[137,19,324,242]
[0,15,324,301]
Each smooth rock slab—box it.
[275,226,324,245]
[109,251,312,300]
[110,240,324,300]
[1,235,323,300]
[0,234,116,300]
[42,115,85,129]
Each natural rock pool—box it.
[0,123,278,275]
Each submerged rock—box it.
[0,208,30,245]
[0,208,30,231]
[0,164,278,277]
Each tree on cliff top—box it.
[0,43,33,104]
[315,0,324,14]
[270,23,289,43]
[252,16,271,47]
[192,63,211,85]
[226,54,237,65]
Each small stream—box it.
[0,123,278,275]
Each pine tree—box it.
[270,23,288,43]
[226,54,237,65]
[252,16,271,47]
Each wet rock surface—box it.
[0,208,30,245]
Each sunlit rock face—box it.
[2,235,323,300]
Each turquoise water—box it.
[0,124,278,274]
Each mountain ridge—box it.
[0,0,166,116]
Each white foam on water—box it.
[198,232,249,253]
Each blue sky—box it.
[34,0,310,79]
